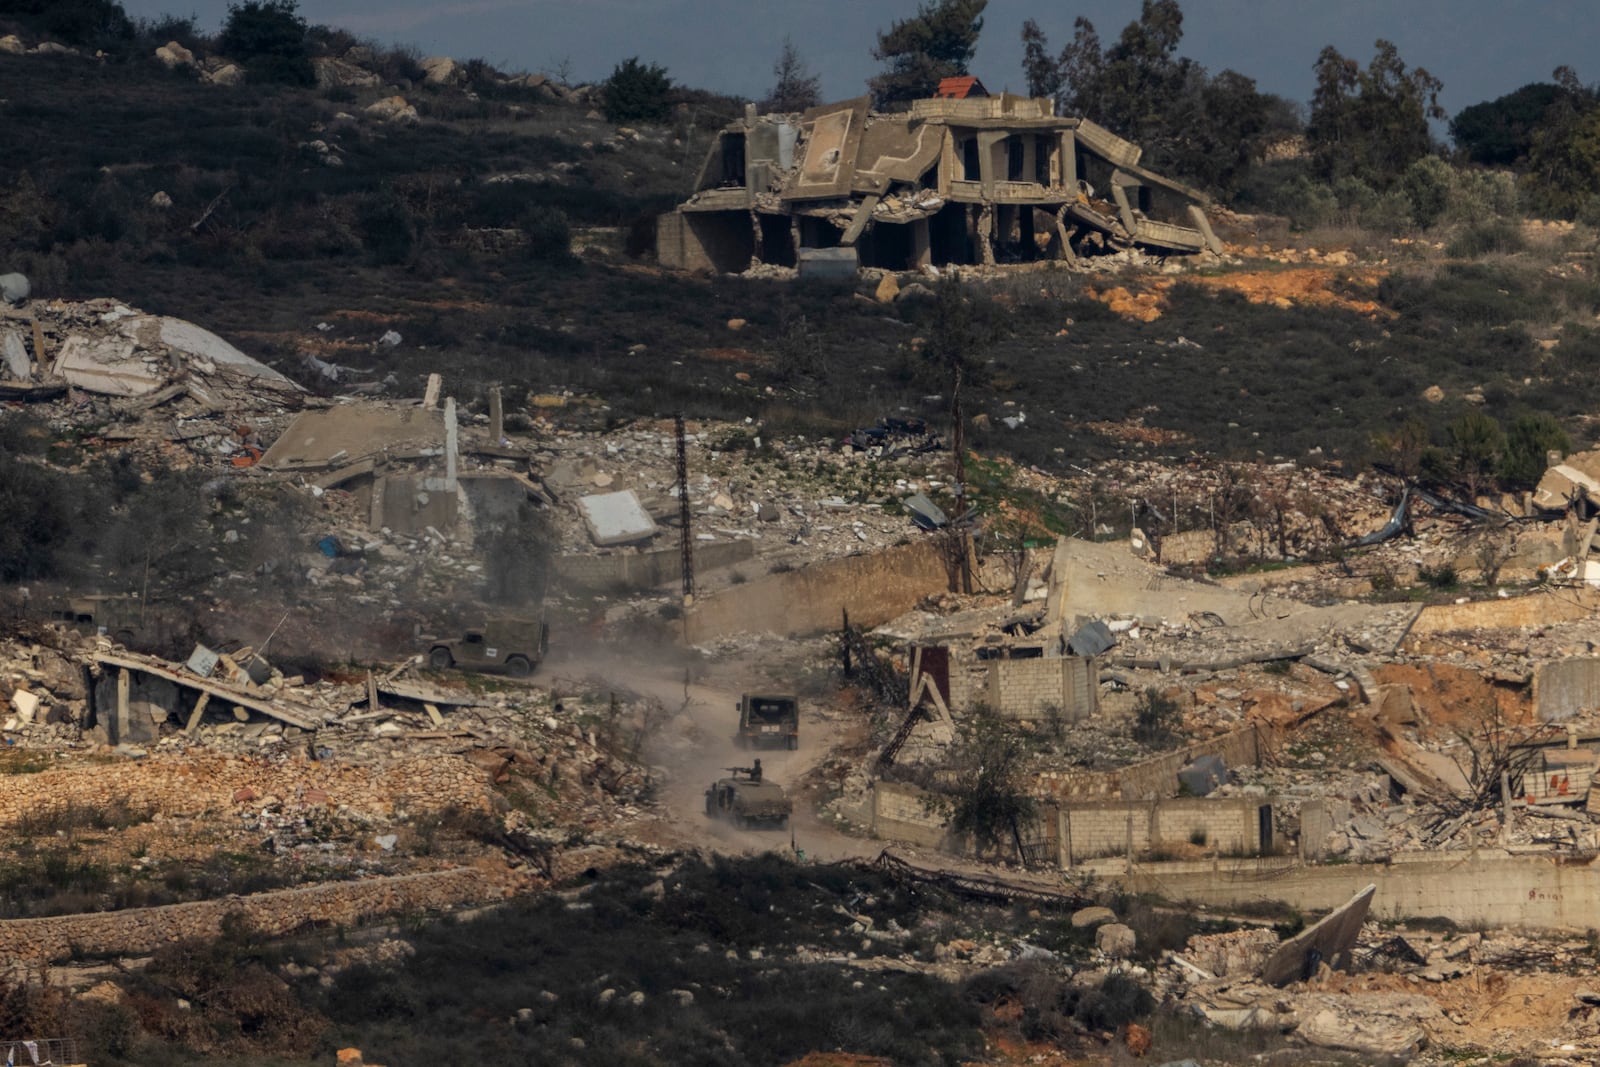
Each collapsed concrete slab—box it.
[658,93,1220,274]
[1260,882,1376,986]
[578,490,659,547]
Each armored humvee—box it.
[736,693,799,750]
[704,765,791,830]
[426,616,548,678]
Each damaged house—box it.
[658,86,1223,275]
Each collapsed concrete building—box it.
[658,89,1224,275]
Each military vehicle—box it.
[736,693,799,750]
[426,616,548,678]
[704,764,791,830]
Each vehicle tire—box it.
[428,647,453,670]
[780,815,789,831]
[786,735,798,751]
[705,794,715,817]
[506,655,533,678]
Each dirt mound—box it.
[1089,268,1388,321]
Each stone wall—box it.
[0,752,491,829]
[1408,591,1596,637]
[1106,850,1600,931]
[685,541,950,642]
[1054,797,1267,863]
[0,864,520,963]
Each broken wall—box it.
[1533,658,1600,722]
[684,540,949,641]
[656,211,752,273]
[1036,723,1271,802]
[870,779,963,850]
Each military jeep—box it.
[736,693,799,750]
[426,616,548,678]
[704,765,791,830]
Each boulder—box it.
[420,56,460,84]
[313,56,380,89]
[343,45,375,65]
[0,273,30,305]
[207,64,244,87]
[0,36,24,55]
[1070,905,1116,929]
[1095,922,1137,958]
[365,96,419,123]
[34,42,77,56]
[874,274,900,303]
[150,191,173,209]
[154,40,194,69]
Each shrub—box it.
[601,57,673,124]
[1500,412,1570,487]
[218,0,313,85]
[1133,688,1180,748]
[1418,563,1458,589]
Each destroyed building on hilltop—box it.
[658,89,1223,275]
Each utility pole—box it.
[676,414,694,604]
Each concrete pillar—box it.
[116,669,129,743]
[488,387,503,442]
[974,205,995,265]
[444,396,458,492]
[1057,807,1072,869]
[422,373,442,409]
[910,217,931,269]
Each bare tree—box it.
[760,36,821,113]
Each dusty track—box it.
[545,643,877,863]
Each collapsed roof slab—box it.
[260,406,446,472]
[579,489,659,546]
[1261,883,1376,986]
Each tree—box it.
[760,36,821,113]
[1020,19,1061,100]
[1524,68,1600,218]
[1307,40,1444,188]
[219,0,312,85]
[601,57,673,124]
[1444,410,1505,498]
[1452,81,1573,167]
[1022,2,1277,195]
[868,0,986,110]
[944,707,1036,855]
[1499,412,1570,488]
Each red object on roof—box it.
[935,76,987,99]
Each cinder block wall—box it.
[985,657,1098,721]
[870,779,958,850]
[685,541,950,641]
[1056,797,1264,863]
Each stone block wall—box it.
[0,752,492,830]
[0,864,522,963]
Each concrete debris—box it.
[579,490,659,547]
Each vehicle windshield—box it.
[748,699,795,723]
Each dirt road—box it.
[547,644,878,863]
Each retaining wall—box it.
[1108,850,1600,931]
